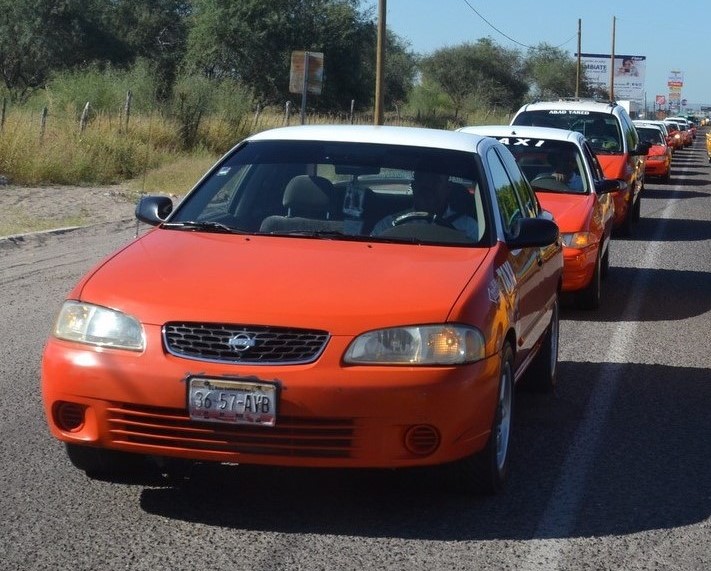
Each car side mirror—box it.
[595,178,627,195]
[633,141,651,155]
[506,217,559,249]
[135,195,173,226]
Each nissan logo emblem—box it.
[227,333,256,352]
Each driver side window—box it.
[488,149,525,236]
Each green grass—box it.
[0,210,89,237]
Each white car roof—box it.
[458,124,586,146]
[514,99,621,116]
[633,122,665,133]
[246,125,488,153]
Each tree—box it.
[420,38,528,119]
[525,43,593,100]
[0,0,129,100]
[106,0,191,100]
[185,0,415,111]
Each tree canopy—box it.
[0,1,582,118]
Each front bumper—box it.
[561,245,598,292]
[41,330,501,469]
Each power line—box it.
[461,0,575,50]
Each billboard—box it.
[667,70,684,89]
[579,53,646,102]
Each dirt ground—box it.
[0,184,165,237]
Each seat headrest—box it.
[283,175,332,216]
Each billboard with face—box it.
[578,53,646,102]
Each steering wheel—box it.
[392,211,455,229]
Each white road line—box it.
[517,175,686,568]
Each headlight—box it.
[560,232,598,248]
[343,324,485,365]
[53,301,145,351]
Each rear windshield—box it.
[636,127,665,146]
[513,110,622,154]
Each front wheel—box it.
[445,342,515,495]
[577,252,602,310]
[520,297,559,392]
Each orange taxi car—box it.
[512,100,649,236]
[41,125,563,495]
[635,124,672,182]
[460,125,616,309]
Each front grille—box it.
[106,404,356,459]
[163,322,329,364]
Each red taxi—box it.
[41,125,563,495]
[460,125,616,309]
[634,124,672,182]
[512,100,649,236]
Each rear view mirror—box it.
[135,195,173,226]
[507,217,559,249]
[595,178,627,195]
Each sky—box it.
[363,0,710,109]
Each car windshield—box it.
[513,110,622,154]
[502,139,589,194]
[167,140,488,246]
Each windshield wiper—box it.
[161,220,245,234]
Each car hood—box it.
[78,229,488,334]
[536,193,594,233]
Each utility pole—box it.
[575,19,581,98]
[609,16,616,102]
[374,0,386,125]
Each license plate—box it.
[188,377,277,426]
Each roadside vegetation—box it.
[0,0,594,195]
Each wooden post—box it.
[374,0,386,125]
[284,101,292,126]
[350,99,355,124]
[79,101,91,133]
[575,19,581,99]
[609,16,616,102]
[123,90,132,132]
[253,103,262,129]
[39,107,48,142]
[1,97,6,132]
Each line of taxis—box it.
[462,99,698,312]
[38,105,698,497]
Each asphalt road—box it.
[1,134,709,571]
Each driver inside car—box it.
[371,170,479,239]
[547,151,584,192]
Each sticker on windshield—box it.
[548,110,590,115]
[217,167,231,176]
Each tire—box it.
[576,252,602,310]
[632,193,642,222]
[617,198,633,237]
[520,297,559,393]
[65,443,155,482]
[601,245,610,279]
[445,342,515,495]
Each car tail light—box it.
[404,425,440,456]
[54,402,86,431]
